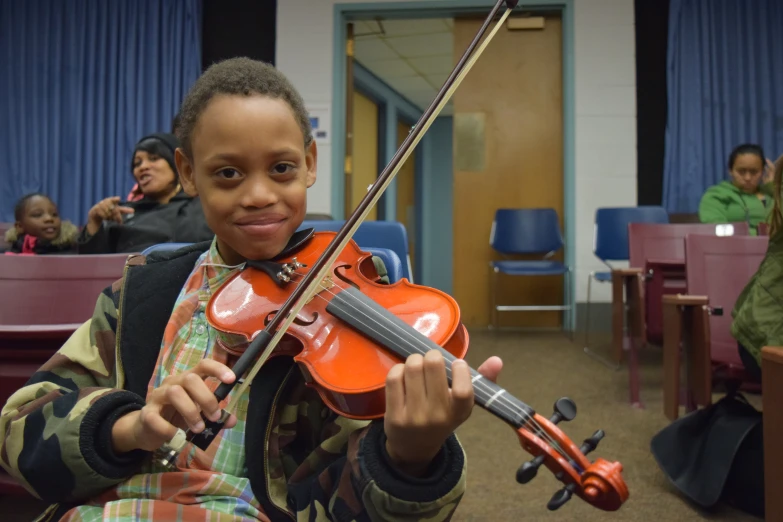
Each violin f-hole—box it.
[333,264,360,290]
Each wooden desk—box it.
[661,295,711,420]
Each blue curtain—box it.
[0,0,202,224]
[663,0,783,213]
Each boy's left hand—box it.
[384,350,503,476]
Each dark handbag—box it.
[650,393,764,518]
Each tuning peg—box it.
[547,482,578,511]
[579,429,605,456]
[516,454,545,484]
[549,397,577,425]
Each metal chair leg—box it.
[583,272,594,347]
[583,272,620,370]
[489,266,498,329]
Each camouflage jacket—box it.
[732,230,783,365]
[0,242,467,521]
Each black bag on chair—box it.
[650,393,764,518]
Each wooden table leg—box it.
[662,301,682,420]
[612,272,625,365]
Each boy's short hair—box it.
[14,193,50,221]
[177,57,313,158]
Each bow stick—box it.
[159,0,518,465]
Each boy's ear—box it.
[176,148,198,196]
[305,140,318,188]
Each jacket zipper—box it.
[265,366,296,520]
[114,261,132,389]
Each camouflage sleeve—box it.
[279,387,466,521]
[0,285,148,502]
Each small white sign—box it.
[307,104,331,145]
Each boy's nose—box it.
[241,178,279,208]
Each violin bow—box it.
[159,0,515,465]
[159,2,626,512]
[213,0,516,416]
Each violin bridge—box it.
[306,275,336,304]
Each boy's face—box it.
[177,95,316,265]
[16,196,61,241]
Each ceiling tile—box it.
[354,37,398,62]
[352,20,380,36]
[375,18,452,37]
[383,33,453,57]
[360,58,418,78]
[407,55,454,75]
[424,72,450,88]
[385,75,435,94]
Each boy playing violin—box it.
[0,58,502,521]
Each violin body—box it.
[206,231,469,420]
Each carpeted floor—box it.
[0,330,763,521]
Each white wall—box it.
[277,0,637,303]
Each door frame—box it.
[332,0,576,330]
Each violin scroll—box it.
[514,398,629,512]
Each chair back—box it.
[141,243,193,256]
[490,208,563,255]
[298,220,413,281]
[757,222,770,236]
[0,254,129,326]
[628,222,750,268]
[594,206,668,262]
[365,248,403,283]
[685,234,768,366]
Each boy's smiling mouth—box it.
[234,214,288,238]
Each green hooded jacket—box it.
[698,180,774,235]
[731,230,783,366]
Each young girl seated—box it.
[3,193,78,255]
[0,58,502,521]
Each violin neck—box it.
[325,286,535,430]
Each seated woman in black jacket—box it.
[77,133,213,254]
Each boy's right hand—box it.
[111,360,238,454]
[86,196,134,235]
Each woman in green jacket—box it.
[698,144,777,234]
[732,153,783,381]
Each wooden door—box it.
[396,121,416,270]
[453,15,564,328]
[344,23,355,217]
[351,91,379,220]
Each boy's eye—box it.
[216,168,241,180]
[273,163,295,175]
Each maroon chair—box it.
[757,222,770,236]
[0,253,130,495]
[661,234,768,420]
[627,222,750,344]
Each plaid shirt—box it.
[62,239,267,521]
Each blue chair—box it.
[583,206,669,364]
[141,243,193,256]
[363,247,403,283]
[298,220,413,282]
[141,243,404,284]
[489,208,572,333]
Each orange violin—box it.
[157,0,629,512]
[208,230,628,511]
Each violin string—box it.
[208,3,516,441]
[282,270,575,465]
[283,271,573,465]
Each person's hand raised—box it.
[86,196,134,235]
